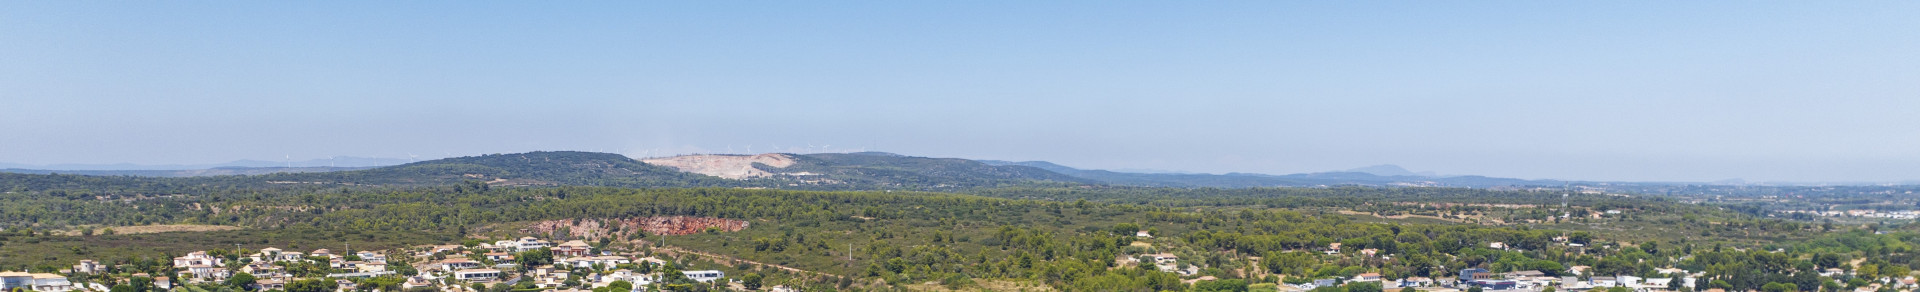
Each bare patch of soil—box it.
[642,154,796,179]
[62,224,243,236]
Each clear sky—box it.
[3,2,1917,182]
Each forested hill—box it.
[980,160,1560,188]
[979,160,1317,188]
[756,152,1095,190]
[0,152,741,193]
[0,151,1097,193]
[253,151,736,187]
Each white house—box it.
[173,251,223,269]
[355,251,387,263]
[683,270,725,283]
[454,269,502,282]
[71,260,103,274]
[564,256,631,268]
[0,272,73,292]
[494,237,551,252]
[440,258,482,271]
[1590,277,1618,287]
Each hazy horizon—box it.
[5,2,1917,182]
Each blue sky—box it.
[3,2,1917,182]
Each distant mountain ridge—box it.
[979,160,1560,188]
[0,151,1091,191]
[4,151,1914,196]
[252,151,730,187]
[0,166,377,177]
[2,152,1559,189]
[766,152,1092,189]
[0,156,407,171]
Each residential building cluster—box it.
[5,236,746,292]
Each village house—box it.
[71,260,103,274]
[173,251,231,281]
[0,272,74,292]
[174,251,223,268]
[455,269,502,282]
[563,256,630,268]
[440,258,482,271]
[1354,273,1383,282]
[552,240,593,257]
[1504,270,1546,279]
[253,247,299,263]
[1400,277,1434,287]
[401,277,433,290]
[682,270,725,283]
[484,252,514,262]
[1459,268,1494,282]
[1568,265,1591,276]
[1590,276,1619,287]
[255,278,286,290]
[241,263,286,278]
[334,279,356,292]
[355,251,387,263]
[496,237,551,252]
[592,269,656,288]
[1145,253,1178,264]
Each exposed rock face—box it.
[621,216,749,235]
[642,154,796,179]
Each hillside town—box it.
[0,236,793,292]
[6,231,1919,292]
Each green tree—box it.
[1762,282,1797,292]
[130,276,154,292]
[740,273,763,290]
[516,248,553,267]
[1193,279,1250,292]
[1346,281,1383,292]
[225,273,257,290]
[286,279,336,292]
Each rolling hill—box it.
[641,152,1095,190]
[0,151,1097,193]
[251,151,734,187]
[979,160,1562,188]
